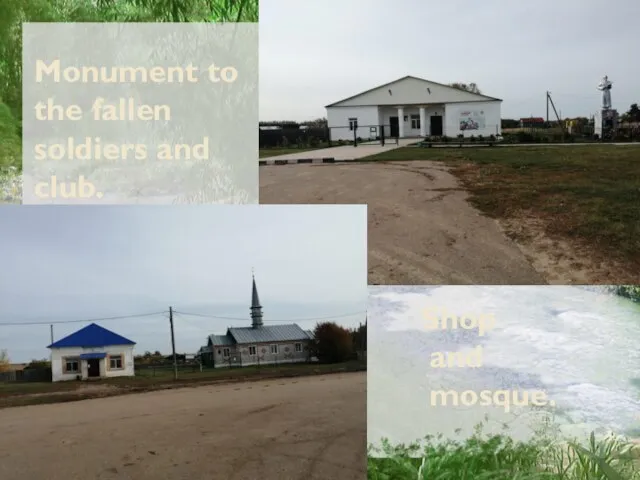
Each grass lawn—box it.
[369,421,640,479]
[0,360,365,408]
[0,166,20,203]
[362,146,640,270]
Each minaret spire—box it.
[250,270,263,328]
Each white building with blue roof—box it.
[199,275,314,368]
[47,323,136,382]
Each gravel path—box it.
[260,161,545,284]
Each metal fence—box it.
[134,362,203,377]
[328,124,381,144]
[0,371,17,382]
[259,123,639,149]
[501,125,639,142]
[329,123,505,146]
[0,368,52,383]
[259,126,329,148]
[328,124,401,147]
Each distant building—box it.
[47,323,136,382]
[199,275,314,368]
[519,117,545,128]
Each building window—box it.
[249,346,256,356]
[270,345,278,354]
[223,348,230,358]
[109,355,123,370]
[295,343,302,352]
[348,118,358,131]
[411,115,420,129]
[64,358,79,373]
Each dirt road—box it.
[0,372,366,480]
[260,161,545,284]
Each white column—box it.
[397,107,404,138]
[419,107,426,137]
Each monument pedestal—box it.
[594,108,618,140]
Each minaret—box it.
[250,272,263,328]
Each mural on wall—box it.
[459,110,486,131]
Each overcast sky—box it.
[0,206,367,362]
[260,0,639,121]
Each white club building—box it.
[325,76,502,141]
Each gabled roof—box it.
[208,334,235,346]
[326,75,502,108]
[48,323,136,349]
[208,324,313,346]
[229,324,312,344]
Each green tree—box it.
[623,103,640,122]
[311,322,354,364]
[449,82,482,95]
[27,358,50,368]
[302,118,328,127]
[0,102,20,168]
[96,0,258,22]
[259,121,300,127]
[0,0,258,171]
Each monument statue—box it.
[597,75,612,110]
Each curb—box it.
[259,157,358,166]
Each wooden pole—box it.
[50,324,54,367]
[546,91,549,124]
[169,306,177,380]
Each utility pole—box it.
[169,306,177,380]
[49,324,54,365]
[546,91,549,124]
[546,92,565,135]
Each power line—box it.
[0,309,366,328]
[173,310,366,322]
[0,311,166,327]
